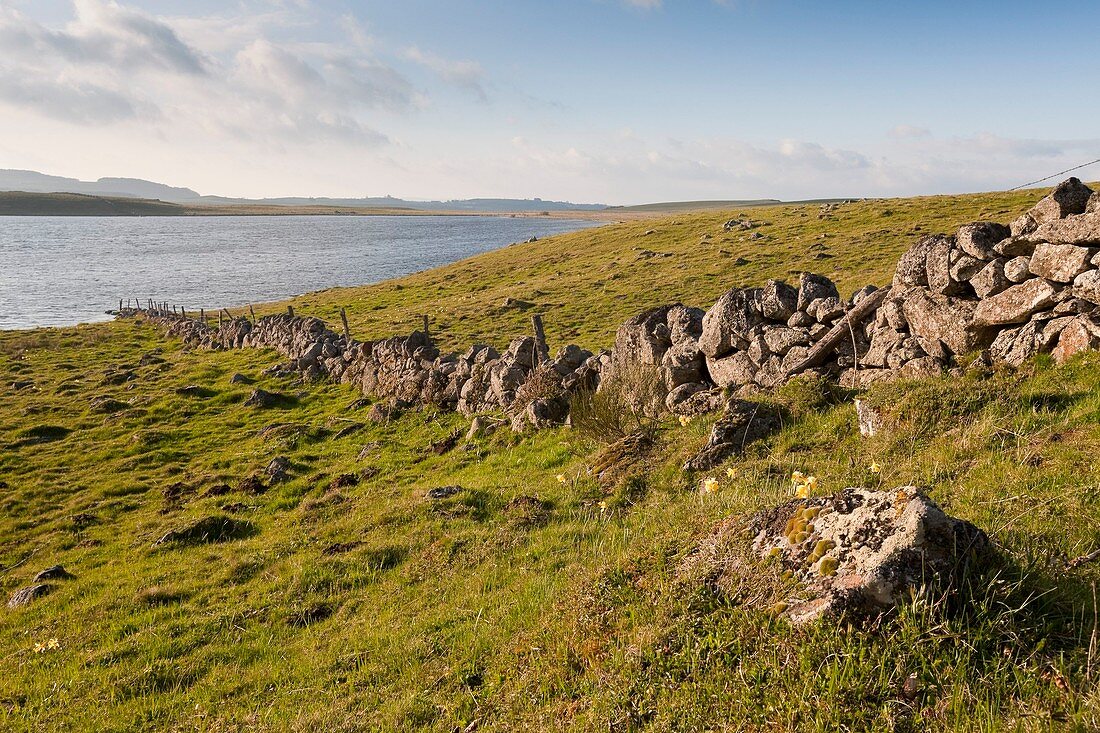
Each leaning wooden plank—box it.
[782,286,891,378]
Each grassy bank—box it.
[3,185,1100,731]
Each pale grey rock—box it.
[1003,256,1032,283]
[761,280,799,322]
[705,351,756,388]
[1027,177,1093,225]
[973,279,1059,327]
[970,258,1011,299]
[1027,243,1092,282]
[1073,270,1100,305]
[747,487,989,623]
[949,251,984,283]
[955,221,1010,260]
[900,289,989,355]
[796,273,839,312]
[699,289,762,358]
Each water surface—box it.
[0,215,601,330]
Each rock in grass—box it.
[33,565,74,582]
[90,396,129,414]
[749,487,989,623]
[245,388,287,408]
[266,456,291,483]
[426,486,463,500]
[177,384,215,398]
[7,584,51,609]
[155,515,257,546]
[683,399,782,471]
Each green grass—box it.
[3,185,1100,731]
[269,188,1046,352]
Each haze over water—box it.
[0,215,601,331]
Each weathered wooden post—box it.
[218,310,223,328]
[221,308,232,323]
[287,305,294,318]
[422,315,429,338]
[200,308,205,324]
[531,314,550,364]
[118,299,123,312]
[340,307,351,342]
[181,307,186,319]
[249,304,256,322]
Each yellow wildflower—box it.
[869,460,880,474]
[795,483,810,499]
[702,477,719,494]
[805,475,817,492]
[555,473,567,484]
[598,501,607,513]
[678,415,692,427]
[47,638,59,650]
[791,471,806,485]
[725,467,736,479]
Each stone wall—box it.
[135,177,1100,427]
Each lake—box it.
[0,215,602,330]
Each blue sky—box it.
[0,0,1096,203]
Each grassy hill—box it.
[3,185,1100,731]
[0,191,445,217]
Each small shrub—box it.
[570,362,664,444]
[512,365,565,415]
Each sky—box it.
[0,0,1097,205]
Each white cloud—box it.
[402,46,487,101]
[0,1,430,146]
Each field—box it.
[3,185,1100,731]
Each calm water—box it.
[0,216,601,330]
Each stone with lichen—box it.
[745,487,989,623]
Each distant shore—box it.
[0,190,859,220]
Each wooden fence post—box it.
[200,308,205,324]
[422,315,429,338]
[218,311,223,328]
[340,307,351,342]
[249,304,256,322]
[287,305,294,318]
[531,314,550,364]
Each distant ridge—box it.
[0,169,607,213]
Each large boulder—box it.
[705,351,756,388]
[699,289,763,358]
[955,222,1010,260]
[614,306,676,365]
[893,236,937,287]
[970,258,1011,298]
[761,280,799,321]
[900,288,990,355]
[973,278,1059,327]
[924,236,961,295]
[747,487,989,623]
[1027,177,1094,226]
[796,273,839,312]
[1025,212,1100,246]
[1027,243,1092,282]
[1073,270,1100,305]
[1052,315,1100,364]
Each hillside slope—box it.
[274,189,1043,352]
[3,185,1100,732]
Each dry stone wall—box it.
[134,177,1100,427]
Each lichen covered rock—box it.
[748,487,988,623]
